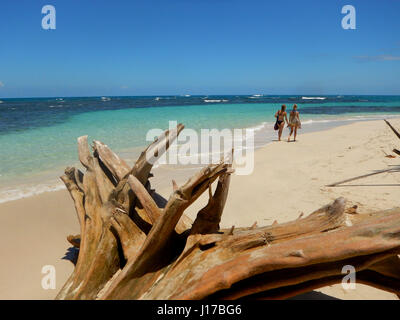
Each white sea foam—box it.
[301,118,354,125]
[300,114,400,126]
[101,97,111,101]
[203,99,228,103]
[301,119,339,125]
[0,182,66,204]
[247,122,267,132]
[302,97,326,100]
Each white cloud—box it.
[376,55,400,61]
[0,81,4,87]
[355,55,400,61]
[121,85,128,89]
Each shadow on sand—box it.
[288,291,340,300]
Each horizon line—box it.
[1,93,400,100]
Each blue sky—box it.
[0,0,399,97]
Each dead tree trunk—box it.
[57,124,400,300]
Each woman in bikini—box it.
[274,105,288,141]
[287,104,301,142]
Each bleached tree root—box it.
[57,124,400,300]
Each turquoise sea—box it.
[1,94,400,203]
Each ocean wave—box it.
[247,122,267,132]
[0,182,66,204]
[301,114,400,125]
[300,119,340,125]
[302,97,326,100]
[342,114,400,122]
[101,97,111,101]
[203,99,228,103]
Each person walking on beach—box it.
[287,104,301,142]
[274,105,288,141]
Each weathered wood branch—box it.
[384,119,400,140]
[93,140,130,181]
[190,170,232,235]
[127,175,161,224]
[384,119,400,160]
[58,124,400,300]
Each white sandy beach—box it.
[0,118,399,300]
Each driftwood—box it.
[57,124,400,300]
[384,119,400,156]
[384,119,400,140]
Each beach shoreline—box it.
[0,118,399,299]
[2,113,400,205]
